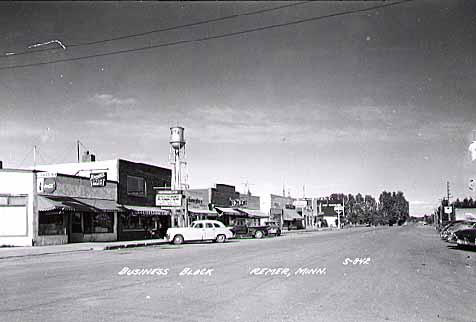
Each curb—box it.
[0,248,95,260]
[103,240,169,250]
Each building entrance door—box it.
[69,213,84,243]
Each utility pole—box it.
[33,145,37,168]
[446,181,453,221]
[447,181,451,202]
[77,140,80,163]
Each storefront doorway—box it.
[69,213,84,243]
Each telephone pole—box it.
[446,181,451,203]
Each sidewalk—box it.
[0,238,168,259]
[282,227,336,235]
[0,227,370,259]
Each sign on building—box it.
[444,206,453,214]
[230,198,247,207]
[334,205,344,213]
[156,193,183,207]
[293,200,308,208]
[90,172,107,187]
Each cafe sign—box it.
[90,172,107,187]
[37,172,57,193]
[156,193,183,207]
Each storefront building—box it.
[0,169,121,246]
[313,197,342,228]
[0,169,37,246]
[35,157,173,241]
[186,184,267,226]
[269,194,304,230]
[294,198,315,228]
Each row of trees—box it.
[451,198,476,208]
[325,191,409,225]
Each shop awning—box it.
[38,195,123,213]
[214,207,245,216]
[188,208,218,216]
[236,209,269,219]
[283,208,302,221]
[122,205,170,216]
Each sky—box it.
[0,1,475,216]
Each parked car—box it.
[440,221,465,239]
[455,227,476,247]
[264,221,282,236]
[166,220,234,245]
[442,221,476,242]
[231,222,281,239]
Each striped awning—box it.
[122,205,170,216]
[236,208,269,219]
[188,208,218,216]
[283,208,302,221]
[38,195,122,213]
[214,207,244,216]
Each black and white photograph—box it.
[0,1,475,321]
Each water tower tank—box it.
[170,126,185,150]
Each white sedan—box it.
[166,220,234,245]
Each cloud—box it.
[410,200,431,205]
[82,102,474,146]
[0,121,43,139]
[91,93,137,106]
[40,127,56,143]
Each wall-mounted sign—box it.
[444,206,453,214]
[157,190,180,195]
[38,177,56,193]
[156,194,182,207]
[38,172,57,178]
[230,199,247,207]
[334,205,344,212]
[90,172,107,187]
[293,200,308,208]
[188,197,203,205]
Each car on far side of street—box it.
[166,220,234,245]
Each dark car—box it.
[440,221,466,239]
[442,221,476,242]
[231,222,281,239]
[454,228,476,247]
[264,221,281,236]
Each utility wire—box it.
[17,147,33,168]
[0,0,413,72]
[1,1,311,58]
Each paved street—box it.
[1,225,475,322]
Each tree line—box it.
[326,191,409,225]
[451,198,476,208]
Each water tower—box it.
[169,126,188,190]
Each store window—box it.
[83,213,114,234]
[39,213,65,235]
[122,215,142,230]
[92,213,114,233]
[0,195,27,206]
[127,176,146,197]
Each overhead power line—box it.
[0,0,413,72]
[1,1,311,58]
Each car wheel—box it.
[216,234,226,243]
[254,230,264,239]
[172,234,184,245]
